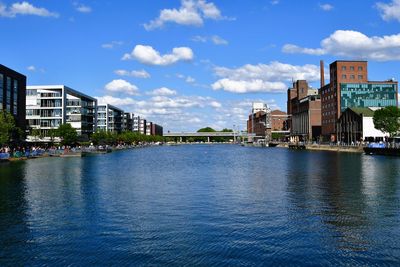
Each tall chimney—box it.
[320,60,325,88]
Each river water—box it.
[1,145,400,265]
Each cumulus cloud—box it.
[282,30,400,61]
[101,41,123,49]
[122,45,194,66]
[148,87,177,96]
[211,61,321,93]
[27,65,36,71]
[319,3,334,11]
[144,0,227,30]
[376,0,400,22]
[74,2,91,13]
[176,73,196,83]
[192,35,228,45]
[114,69,150,78]
[95,95,136,106]
[0,1,59,18]
[104,79,139,95]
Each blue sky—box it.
[1,0,400,132]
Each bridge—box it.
[163,131,289,142]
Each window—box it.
[342,74,347,79]
[6,77,11,112]
[350,75,355,79]
[350,66,354,71]
[358,66,363,71]
[13,80,18,115]
[342,66,346,71]
[358,75,363,80]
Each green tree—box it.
[197,127,216,132]
[373,106,400,137]
[221,128,233,132]
[56,123,78,146]
[0,110,16,145]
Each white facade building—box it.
[97,104,124,133]
[26,85,97,141]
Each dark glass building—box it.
[0,64,26,130]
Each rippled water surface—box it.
[1,145,400,265]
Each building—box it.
[123,112,134,132]
[152,123,163,136]
[287,80,321,141]
[338,107,388,144]
[139,118,146,135]
[0,64,26,130]
[133,115,140,132]
[321,60,398,140]
[146,121,152,135]
[97,104,123,133]
[26,85,97,140]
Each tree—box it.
[373,106,400,137]
[0,110,16,146]
[197,127,216,132]
[30,128,42,142]
[221,128,233,132]
[56,123,78,146]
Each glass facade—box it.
[13,80,18,115]
[6,77,11,112]
[340,83,397,111]
[0,74,3,110]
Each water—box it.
[1,145,400,266]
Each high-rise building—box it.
[146,121,152,136]
[139,118,146,135]
[0,64,26,130]
[97,104,123,133]
[321,60,398,140]
[122,112,134,131]
[26,85,97,140]
[133,115,140,132]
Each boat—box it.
[363,143,400,156]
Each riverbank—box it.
[278,143,364,153]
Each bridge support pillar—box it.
[179,137,182,143]
[207,136,210,143]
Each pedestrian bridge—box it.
[164,132,242,137]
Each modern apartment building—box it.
[146,121,152,136]
[97,104,123,133]
[152,123,163,136]
[321,60,398,140]
[123,112,134,132]
[26,85,97,139]
[133,115,140,132]
[139,118,146,135]
[0,64,27,130]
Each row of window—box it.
[0,74,18,116]
[341,66,363,71]
[341,74,363,80]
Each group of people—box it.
[0,145,46,159]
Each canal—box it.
[1,145,400,265]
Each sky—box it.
[1,0,400,132]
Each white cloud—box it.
[211,61,321,93]
[282,30,400,61]
[210,101,222,108]
[114,69,150,78]
[122,45,194,66]
[27,65,36,71]
[0,1,59,18]
[144,0,227,30]
[186,76,196,83]
[74,2,91,13]
[319,3,334,11]
[148,87,177,96]
[376,0,400,22]
[192,35,228,45]
[101,41,123,49]
[95,95,136,106]
[104,79,139,95]
[270,0,280,5]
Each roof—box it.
[348,107,375,117]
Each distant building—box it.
[97,104,123,133]
[123,112,134,132]
[146,121,152,135]
[287,80,321,141]
[139,118,146,135]
[133,115,140,132]
[26,85,97,140]
[321,60,398,140]
[152,123,163,136]
[0,64,26,130]
[338,107,388,143]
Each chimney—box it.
[320,60,325,88]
